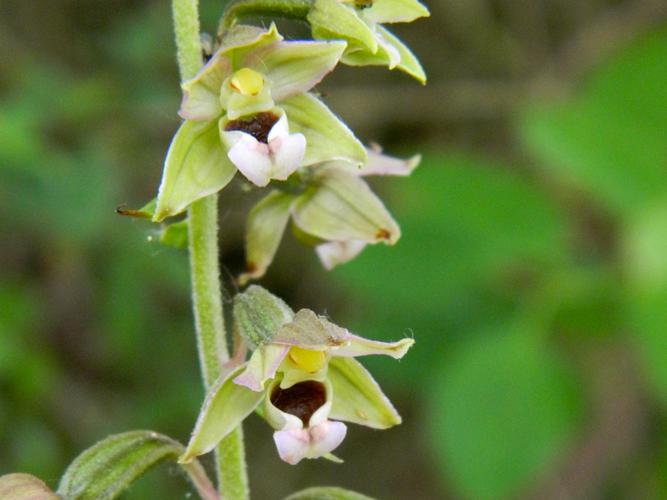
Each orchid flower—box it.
[154,24,366,221]
[238,148,420,284]
[308,0,430,83]
[179,286,413,465]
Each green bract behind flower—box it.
[308,0,429,83]
[239,148,420,283]
[154,23,365,221]
[179,286,413,465]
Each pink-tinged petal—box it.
[225,132,273,186]
[273,428,311,465]
[273,421,347,465]
[308,421,347,459]
[233,343,290,391]
[360,148,421,177]
[334,334,414,359]
[270,132,306,180]
[315,240,367,270]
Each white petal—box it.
[273,420,347,465]
[269,132,306,181]
[315,240,367,270]
[267,114,290,142]
[308,397,333,427]
[308,421,347,459]
[273,428,311,465]
[226,133,273,186]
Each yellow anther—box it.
[288,346,327,373]
[230,68,264,96]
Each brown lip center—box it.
[224,111,279,144]
[270,380,327,426]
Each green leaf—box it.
[292,167,399,244]
[281,93,366,167]
[284,486,375,500]
[624,198,667,406]
[328,357,401,429]
[0,473,58,500]
[57,430,212,500]
[154,120,236,221]
[430,330,581,499]
[519,29,667,215]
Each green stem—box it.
[171,1,249,499]
[187,197,228,385]
[218,0,312,36]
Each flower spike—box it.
[181,286,413,465]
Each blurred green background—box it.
[2,1,667,498]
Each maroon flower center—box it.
[224,111,279,144]
[270,380,327,426]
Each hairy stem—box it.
[183,461,221,500]
[172,1,249,499]
[218,0,312,36]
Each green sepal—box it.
[328,357,402,429]
[240,191,296,285]
[363,0,430,24]
[0,473,58,500]
[342,26,426,83]
[246,39,347,102]
[57,431,213,500]
[273,309,349,348]
[180,365,264,462]
[233,285,294,349]
[292,167,400,244]
[284,486,375,500]
[159,219,189,249]
[154,120,236,221]
[308,0,378,53]
[282,93,366,167]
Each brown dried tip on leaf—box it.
[271,380,327,425]
[224,112,280,144]
[375,229,391,240]
[115,205,151,219]
[245,261,258,274]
